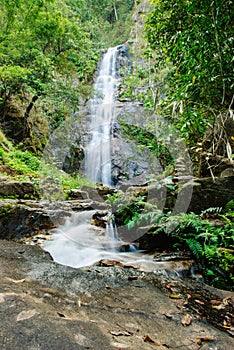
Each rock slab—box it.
[0,239,233,350]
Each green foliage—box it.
[144,0,234,148]
[225,200,234,212]
[0,131,93,195]
[39,163,94,200]
[0,0,136,133]
[1,147,41,175]
[111,188,234,290]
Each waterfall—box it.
[105,218,119,250]
[41,46,140,268]
[85,46,119,187]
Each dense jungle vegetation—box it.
[0,0,137,185]
[0,1,233,290]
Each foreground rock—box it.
[0,240,233,350]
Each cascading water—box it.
[85,46,119,187]
[42,46,140,268]
[42,211,124,268]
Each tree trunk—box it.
[23,95,38,137]
[113,2,118,21]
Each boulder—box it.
[181,176,234,213]
[0,181,39,199]
[67,189,89,200]
[0,201,71,240]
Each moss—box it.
[0,203,14,219]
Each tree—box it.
[144,0,234,176]
[146,0,233,108]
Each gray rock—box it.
[0,239,233,349]
[67,189,89,200]
[0,181,39,199]
[183,176,234,213]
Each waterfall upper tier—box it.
[85,46,121,187]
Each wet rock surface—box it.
[0,239,233,350]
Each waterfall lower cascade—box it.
[85,46,119,187]
[42,211,120,268]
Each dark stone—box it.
[0,181,39,199]
[0,201,71,240]
[92,210,109,228]
[82,185,116,201]
[134,229,178,251]
[184,176,234,213]
[62,145,84,174]
[67,189,89,200]
[81,186,105,202]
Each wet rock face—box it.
[0,197,109,241]
[111,103,162,186]
[62,145,84,174]
[42,117,85,174]
[0,201,71,240]
[116,44,131,78]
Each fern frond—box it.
[186,238,203,259]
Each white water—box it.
[41,210,190,273]
[42,211,137,268]
[85,46,119,187]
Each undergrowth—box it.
[0,132,92,197]
[107,190,234,291]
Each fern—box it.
[201,207,223,215]
[185,238,203,259]
[203,245,218,262]
[225,200,234,212]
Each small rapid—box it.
[42,211,138,268]
[41,210,193,275]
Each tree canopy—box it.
[0,0,136,133]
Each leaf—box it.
[181,314,192,326]
[110,331,132,337]
[196,337,214,345]
[143,335,160,345]
[16,309,38,321]
[169,293,182,299]
[0,292,17,303]
[165,284,175,292]
[212,304,225,310]
[6,277,26,284]
[226,141,233,162]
